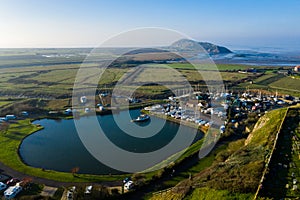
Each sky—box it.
[0,0,300,50]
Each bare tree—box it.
[71,167,80,177]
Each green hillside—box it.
[150,107,288,200]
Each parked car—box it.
[124,180,134,190]
[67,186,76,200]
[0,182,7,191]
[67,190,73,200]
[85,185,92,194]
[123,177,131,184]
[6,178,19,186]
[293,179,297,185]
[199,120,207,125]
[70,186,76,192]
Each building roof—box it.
[4,186,22,195]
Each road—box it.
[0,161,121,188]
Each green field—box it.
[161,143,228,189]
[0,100,13,107]
[165,63,261,71]
[0,62,259,98]
[269,76,300,92]
[0,48,298,98]
[254,72,281,84]
[237,71,300,96]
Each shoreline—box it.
[0,96,218,184]
[17,121,44,168]
[11,107,204,181]
[0,119,130,183]
[142,110,209,133]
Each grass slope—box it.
[150,107,288,200]
[258,106,300,199]
[185,187,254,200]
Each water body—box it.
[19,109,203,175]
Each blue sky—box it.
[0,0,299,49]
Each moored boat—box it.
[131,114,150,122]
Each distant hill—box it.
[124,48,168,55]
[118,39,232,63]
[170,39,232,54]
[122,39,232,56]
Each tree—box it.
[0,122,9,134]
[71,167,80,177]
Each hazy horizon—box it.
[0,43,299,54]
[0,0,299,50]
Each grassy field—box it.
[0,48,297,99]
[161,143,228,188]
[0,62,260,98]
[0,48,111,68]
[237,71,300,96]
[254,72,280,84]
[269,76,300,92]
[165,63,260,71]
[0,48,298,98]
[0,99,14,107]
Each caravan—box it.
[4,185,22,199]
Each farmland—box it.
[237,72,300,96]
[0,61,257,99]
[0,48,298,101]
[269,76,300,92]
[0,48,298,119]
[0,50,298,117]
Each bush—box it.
[152,168,165,181]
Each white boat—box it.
[131,114,150,122]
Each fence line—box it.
[253,107,289,199]
[152,187,173,196]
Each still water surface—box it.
[19,109,203,174]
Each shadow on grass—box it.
[259,108,299,199]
